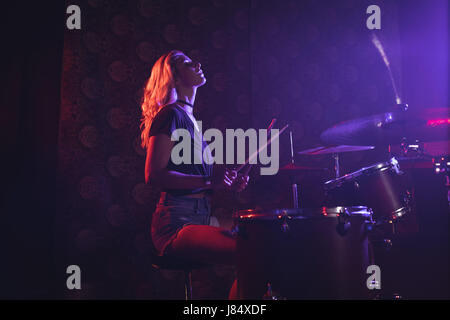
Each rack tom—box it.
[324,158,411,224]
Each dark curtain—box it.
[0,2,65,298]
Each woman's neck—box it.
[176,87,196,115]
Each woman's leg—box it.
[167,224,238,299]
[168,224,236,265]
[228,279,238,300]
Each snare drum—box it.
[324,158,411,223]
[234,207,374,299]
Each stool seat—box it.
[151,254,207,271]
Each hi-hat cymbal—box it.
[279,163,328,171]
[320,108,450,146]
[298,145,375,155]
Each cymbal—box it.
[320,108,450,146]
[279,163,328,171]
[298,145,375,155]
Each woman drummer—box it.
[140,50,249,299]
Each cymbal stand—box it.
[290,131,299,209]
[333,153,340,178]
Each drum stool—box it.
[151,251,206,300]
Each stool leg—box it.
[184,270,192,300]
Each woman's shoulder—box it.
[153,103,183,122]
[150,103,189,137]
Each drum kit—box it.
[233,107,450,299]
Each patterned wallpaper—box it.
[58,0,400,299]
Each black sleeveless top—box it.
[149,103,213,196]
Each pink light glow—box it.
[427,119,450,127]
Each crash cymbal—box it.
[320,108,450,146]
[279,163,328,171]
[298,145,375,155]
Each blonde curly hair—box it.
[140,50,185,149]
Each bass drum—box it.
[234,207,374,300]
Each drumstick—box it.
[267,118,277,131]
[236,124,289,173]
[371,33,402,105]
[241,119,277,175]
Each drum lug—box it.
[364,208,376,234]
[336,209,351,236]
[279,210,291,232]
[402,189,413,209]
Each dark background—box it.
[0,0,448,299]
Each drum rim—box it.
[234,206,373,220]
[324,159,397,189]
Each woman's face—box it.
[174,55,206,88]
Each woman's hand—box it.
[221,168,250,192]
[232,172,250,192]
